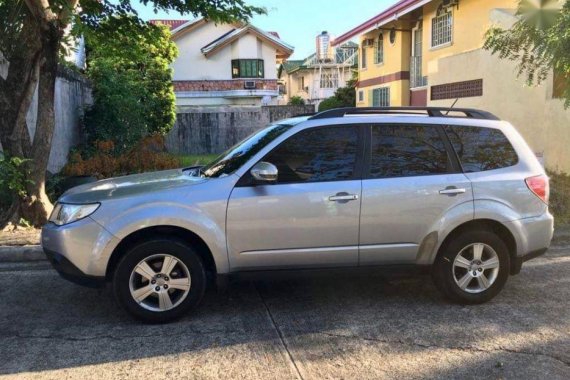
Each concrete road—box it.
[0,246,569,380]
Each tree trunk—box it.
[17,24,61,226]
[0,13,42,157]
[0,12,61,228]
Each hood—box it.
[59,169,207,204]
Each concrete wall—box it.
[0,65,92,173]
[165,105,315,155]
[429,47,570,173]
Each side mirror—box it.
[250,162,278,182]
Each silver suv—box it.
[42,107,554,323]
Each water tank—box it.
[316,31,331,62]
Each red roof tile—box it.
[149,19,189,30]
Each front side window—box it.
[374,34,384,64]
[203,124,292,178]
[358,90,364,102]
[431,5,453,47]
[263,126,359,184]
[231,59,264,78]
[369,124,450,178]
[361,46,367,69]
[444,126,518,172]
[372,87,390,107]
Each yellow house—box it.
[333,0,570,173]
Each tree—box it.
[484,0,570,106]
[82,16,178,152]
[0,0,264,227]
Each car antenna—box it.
[445,98,459,115]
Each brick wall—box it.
[173,79,278,92]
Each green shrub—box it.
[288,96,306,106]
[318,97,344,112]
[82,16,178,154]
[0,156,32,211]
[548,170,570,226]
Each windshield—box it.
[201,124,293,178]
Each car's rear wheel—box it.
[432,230,510,304]
[113,238,206,323]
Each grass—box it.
[548,171,570,227]
[177,154,218,167]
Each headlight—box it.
[49,203,100,226]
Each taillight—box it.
[525,175,549,204]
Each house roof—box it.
[277,59,306,78]
[149,19,189,30]
[332,0,429,45]
[200,24,294,59]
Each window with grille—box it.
[320,71,339,88]
[372,87,390,107]
[374,34,384,64]
[231,59,264,78]
[431,5,452,48]
[358,90,364,102]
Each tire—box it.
[432,230,510,304]
[113,238,206,323]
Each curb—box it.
[0,245,45,263]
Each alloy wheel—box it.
[129,254,192,312]
[452,243,500,294]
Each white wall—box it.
[172,23,278,81]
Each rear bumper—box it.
[505,211,553,275]
[511,247,548,275]
[44,248,105,288]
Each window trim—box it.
[371,87,390,107]
[363,123,461,180]
[374,34,384,65]
[231,59,265,79]
[361,46,367,70]
[238,124,366,187]
[430,5,453,49]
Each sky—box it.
[130,0,394,59]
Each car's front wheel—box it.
[432,230,510,304]
[113,238,206,323]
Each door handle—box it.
[329,193,359,202]
[439,186,466,196]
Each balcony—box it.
[410,56,428,89]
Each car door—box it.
[227,124,363,271]
[359,123,474,265]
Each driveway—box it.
[0,245,569,379]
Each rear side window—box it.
[263,126,359,183]
[369,124,451,178]
[444,126,518,172]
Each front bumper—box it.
[44,248,105,287]
[41,217,119,285]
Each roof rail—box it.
[308,107,500,121]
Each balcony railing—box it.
[410,55,428,88]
